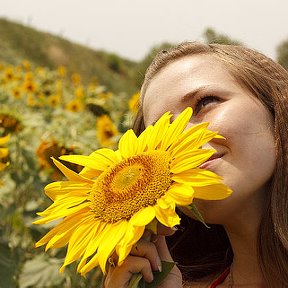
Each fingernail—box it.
[156,256,162,272]
[172,226,178,231]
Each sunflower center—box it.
[90,151,172,222]
[112,165,141,191]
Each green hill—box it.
[0,17,141,94]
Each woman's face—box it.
[142,55,276,224]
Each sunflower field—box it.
[0,60,139,288]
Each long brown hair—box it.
[132,42,288,287]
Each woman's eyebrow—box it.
[181,85,214,102]
[181,85,229,103]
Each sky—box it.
[1,0,288,62]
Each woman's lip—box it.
[199,153,224,169]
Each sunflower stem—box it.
[188,203,210,228]
[128,273,143,288]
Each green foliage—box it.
[0,241,20,288]
[276,40,288,70]
[203,27,242,46]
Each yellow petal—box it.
[61,218,97,270]
[80,222,106,261]
[172,169,223,186]
[136,125,153,153]
[52,158,93,183]
[160,107,192,150]
[39,192,87,216]
[118,129,138,158]
[44,181,91,201]
[97,221,128,273]
[146,112,171,150]
[35,210,90,249]
[90,148,121,164]
[169,123,216,155]
[80,222,124,275]
[165,183,194,205]
[79,148,121,178]
[130,206,156,227]
[193,184,232,200]
[117,224,145,264]
[154,200,180,227]
[80,251,99,276]
[34,202,90,224]
[60,151,117,172]
[170,149,215,173]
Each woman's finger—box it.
[104,256,154,288]
[130,238,162,272]
[153,235,174,261]
[157,222,178,236]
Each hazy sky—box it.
[1,0,288,61]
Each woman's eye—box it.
[194,96,219,113]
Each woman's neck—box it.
[223,221,265,287]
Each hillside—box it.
[0,18,140,94]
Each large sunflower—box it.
[34,107,232,276]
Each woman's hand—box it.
[103,227,182,288]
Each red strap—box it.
[210,267,230,288]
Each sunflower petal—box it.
[117,224,145,264]
[136,125,153,153]
[172,169,223,186]
[169,123,218,155]
[97,221,128,273]
[154,205,180,227]
[77,222,108,274]
[52,158,93,183]
[165,183,194,205]
[35,209,90,249]
[193,184,232,200]
[79,221,107,262]
[171,149,215,173]
[130,206,156,227]
[146,112,171,150]
[79,148,121,178]
[160,107,192,150]
[34,202,90,224]
[80,252,99,276]
[60,151,117,171]
[119,129,138,158]
[61,218,97,270]
[44,181,91,200]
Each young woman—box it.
[104,42,288,287]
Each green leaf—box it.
[188,203,210,228]
[0,242,19,288]
[19,254,64,288]
[145,261,175,288]
[134,261,175,288]
[128,273,143,288]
